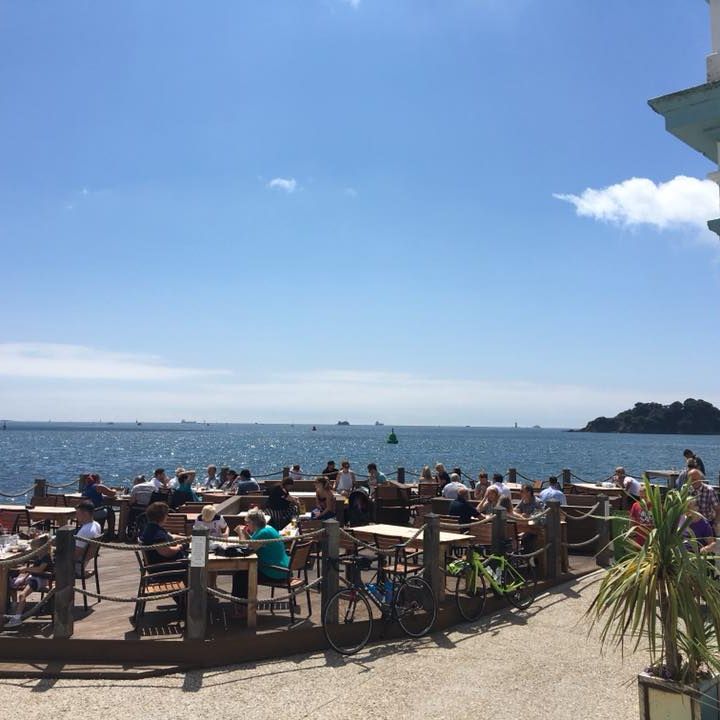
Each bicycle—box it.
[447,543,537,622]
[322,550,437,655]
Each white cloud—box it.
[554,175,719,236]
[0,343,230,381]
[0,363,698,427]
[266,177,298,194]
[342,0,361,8]
[344,187,358,198]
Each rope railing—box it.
[46,480,78,490]
[561,503,601,521]
[206,576,323,606]
[439,516,494,531]
[0,486,34,499]
[511,544,549,560]
[82,536,191,551]
[563,534,602,550]
[338,525,426,556]
[515,471,535,483]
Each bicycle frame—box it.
[461,549,526,596]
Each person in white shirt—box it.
[335,460,356,496]
[168,466,186,491]
[538,476,567,505]
[74,501,102,574]
[613,467,641,497]
[151,468,169,491]
[203,464,218,489]
[193,505,229,538]
[490,473,512,499]
[289,464,303,482]
[442,474,467,500]
[130,477,159,507]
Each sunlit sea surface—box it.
[0,422,717,497]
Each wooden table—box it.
[570,482,625,496]
[27,506,76,525]
[207,552,258,628]
[350,523,473,550]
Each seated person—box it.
[474,472,490,500]
[231,508,291,618]
[5,534,52,628]
[367,463,387,491]
[74,501,103,575]
[267,477,301,530]
[235,469,260,495]
[490,473,512,499]
[193,504,229,538]
[150,468,169,491]
[515,485,545,517]
[170,472,200,508]
[82,472,117,537]
[220,469,238,491]
[313,476,336,520]
[140,501,187,566]
[289,464,303,482]
[686,497,714,548]
[130,475,158,507]
[203,464,219,489]
[442,473,467,500]
[629,486,654,547]
[448,486,481,525]
[538,476,567,505]
[476,486,501,516]
[613,467,641,497]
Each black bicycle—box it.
[322,552,437,655]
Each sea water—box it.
[0,422,717,495]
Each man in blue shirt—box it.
[538,476,567,505]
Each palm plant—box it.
[588,480,720,685]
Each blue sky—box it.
[1,0,718,426]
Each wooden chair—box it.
[373,534,423,580]
[76,541,101,611]
[39,494,67,507]
[258,540,314,626]
[418,482,439,498]
[165,514,190,536]
[0,508,30,534]
[132,551,188,625]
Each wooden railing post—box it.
[507,468,517,484]
[33,478,47,498]
[186,526,209,640]
[492,507,507,554]
[321,519,339,623]
[423,513,442,605]
[561,468,571,489]
[596,494,612,568]
[53,525,76,639]
[545,500,562,581]
[282,466,290,480]
[397,467,406,484]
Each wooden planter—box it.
[638,672,720,720]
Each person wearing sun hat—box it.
[193,504,229,538]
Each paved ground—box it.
[0,571,641,720]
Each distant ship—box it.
[181,419,198,424]
[135,420,142,426]
[337,420,350,426]
[514,422,518,428]
[532,425,541,429]
[374,421,384,426]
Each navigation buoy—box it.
[386,428,399,444]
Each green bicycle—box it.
[448,545,537,621]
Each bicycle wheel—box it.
[454,566,487,622]
[394,576,437,637]
[322,588,374,655]
[502,557,537,610]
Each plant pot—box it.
[638,671,720,720]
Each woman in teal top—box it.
[231,508,290,618]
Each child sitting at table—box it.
[6,534,52,628]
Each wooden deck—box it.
[0,539,599,676]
